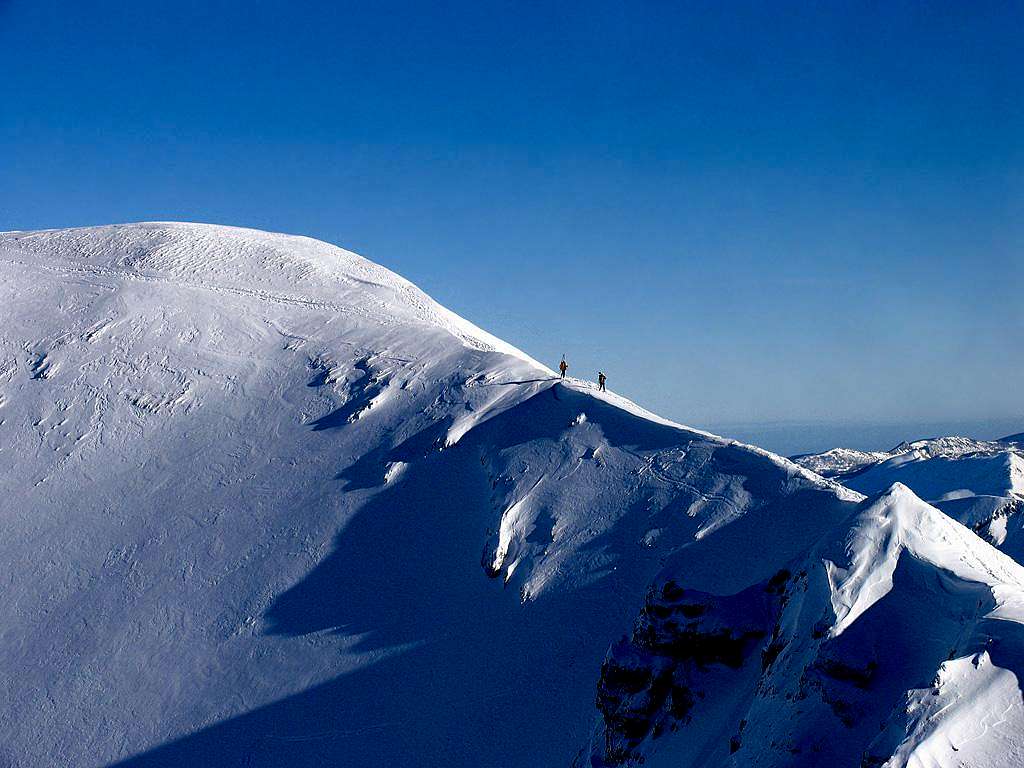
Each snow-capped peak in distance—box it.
[790,446,891,478]
[1,223,1022,768]
[795,432,1024,563]
[581,481,1024,768]
[889,434,1018,460]
[792,434,1022,480]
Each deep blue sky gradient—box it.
[2,1,1022,430]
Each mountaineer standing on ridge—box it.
[559,358,568,379]
[598,372,606,392]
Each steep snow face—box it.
[819,484,1024,634]
[0,223,863,768]
[795,435,1024,561]
[585,484,1024,768]
[742,484,1024,768]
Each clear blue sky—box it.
[2,1,1021,430]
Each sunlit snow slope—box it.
[796,436,1024,561]
[2,224,1023,768]
[585,483,1024,768]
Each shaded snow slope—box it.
[5,224,1023,768]
[795,435,1024,562]
[0,223,865,768]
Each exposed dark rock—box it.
[592,572,787,765]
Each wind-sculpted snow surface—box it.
[1,223,1022,768]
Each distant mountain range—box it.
[795,433,1024,561]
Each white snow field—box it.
[1,223,1023,768]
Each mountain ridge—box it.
[1,223,1021,768]
[795,433,1024,563]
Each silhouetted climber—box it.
[598,371,606,392]
[559,358,568,379]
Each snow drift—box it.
[1,223,1022,768]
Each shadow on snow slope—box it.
[109,384,854,768]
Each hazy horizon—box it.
[706,415,1024,458]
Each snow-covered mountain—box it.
[584,483,1024,768]
[791,446,891,478]
[2,223,1023,768]
[795,436,1024,561]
